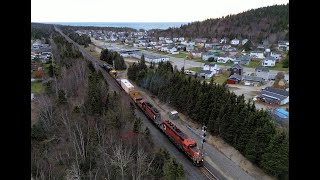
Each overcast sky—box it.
[32,0,289,22]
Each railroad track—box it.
[200,165,219,180]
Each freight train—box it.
[119,76,204,166]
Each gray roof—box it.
[255,66,269,72]
[264,87,289,97]
[259,91,287,102]
[243,75,264,82]
[264,56,276,61]
[231,64,243,70]
[199,70,213,75]
[236,55,251,62]
[228,74,242,80]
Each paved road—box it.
[55,27,210,180]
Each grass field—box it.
[243,60,262,68]
[31,82,44,94]
[213,71,230,84]
[168,53,188,58]
[268,63,289,71]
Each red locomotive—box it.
[122,79,203,166]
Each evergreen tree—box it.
[57,89,67,105]
[163,158,185,180]
[261,130,288,179]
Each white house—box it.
[278,41,289,51]
[199,70,215,79]
[178,37,185,41]
[160,46,168,52]
[270,52,282,60]
[220,37,227,44]
[203,63,219,72]
[216,55,235,63]
[262,56,276,67]
[191,52,202,58]
[165,39,173,44]
[158,37,165,41]
[231,38,240,45]
[250,51,265,59]
[202,52,216,60]
[242,39,248,45]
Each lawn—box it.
[243,60,262,68]
[31,82,44,94]
[186,67,202,72]
[213,71,230,84]
[268,63,289,71]
[190,58,206,63]
[168,53,188,58]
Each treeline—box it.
[153,4,289,43]
[32,33,184,179]
[59,26,92,47]
[58,24,137,33]
[31,23,55,41]
[100,48,127,70]
[52,32,83,68]
[127,61,288,179]
[68,32,91,47]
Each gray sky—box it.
[31,0,289,22]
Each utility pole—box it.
[201,125,207,156]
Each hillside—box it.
[152,4,289,43]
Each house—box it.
[278,41,289,51]
[199,70,215,79]
[227,74,242,84]
[194,38,207,43]
[257,45,265,51]
[271,52,282,60]
[234,55,251,65]
[203,63,218,72]
[202,52,216,60]
[262,56,276,67]
[178,37,185,41]
[231,38,240,45]
[242,39,248,45]
[257,87,289,105]
[158,37,165,41]
[191,51,202,58]
[186,45,194,52]
[250,51,265,59]
[230,64,243,75]
[255,66,269,73]
[167,46,178,54]
[222,45,231,50]
[131,52,169,63]
[165,39,173,44]
[216,54,234,63]
[196,42,205,47]
[220,37,227,44]
[205,43,214,49]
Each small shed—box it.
[169,111,179,120]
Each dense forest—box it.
[100,48,127,70]
[31,31,185,179]
[127,60,288,179]
[152,4,289,43]
[31,23,55,41]
[58,24,137,33]
[59,26,92,47]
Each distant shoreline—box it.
[34,22,189,30]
